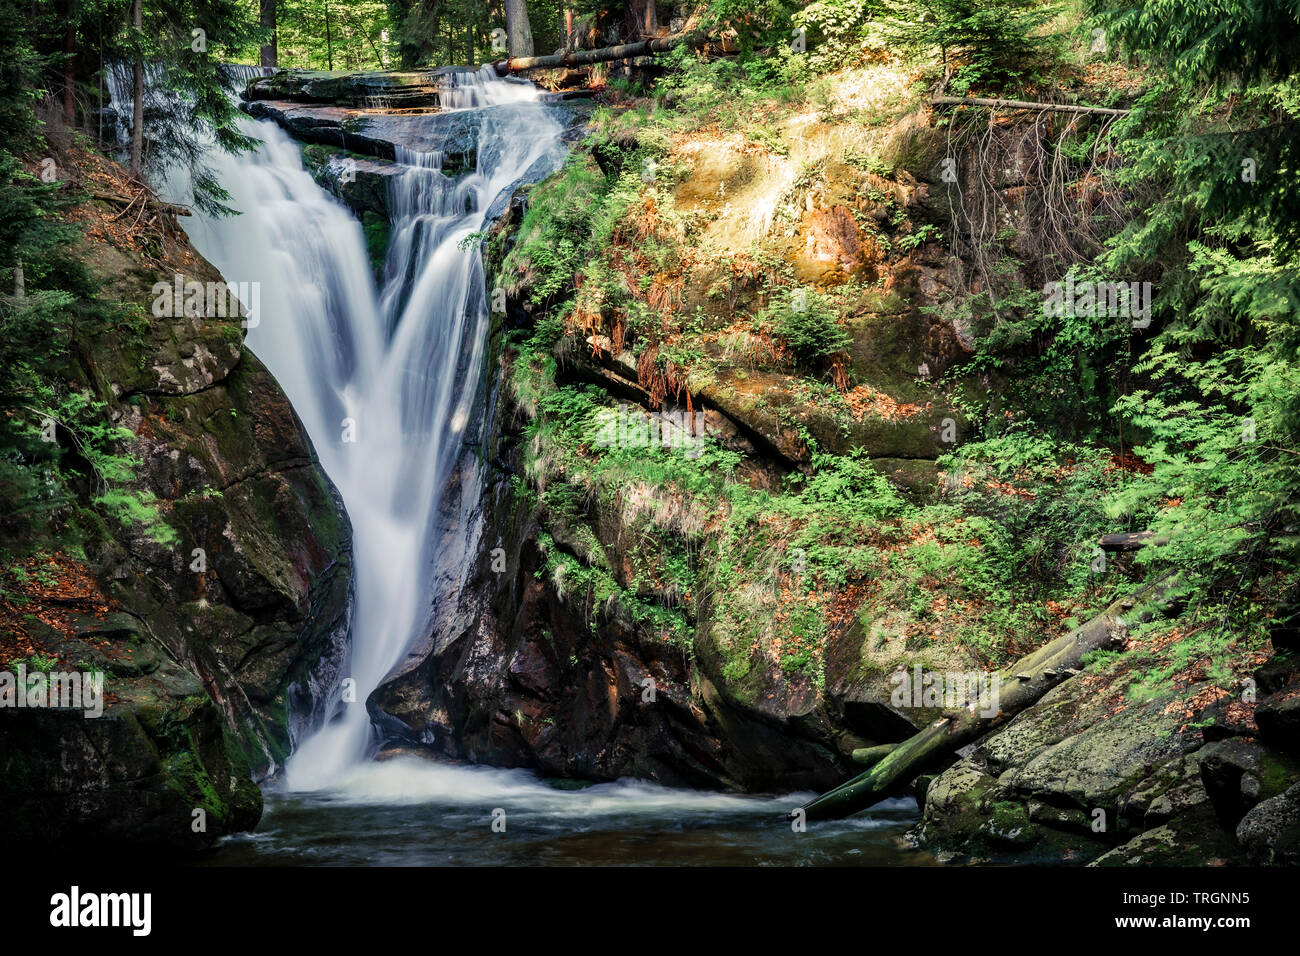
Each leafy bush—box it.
[767,289,852,366]
[880,0,1060,93]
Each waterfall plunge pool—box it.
[197,757,932,866]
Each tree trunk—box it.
[495,30,704,73]
[644,0,657,37]
[849,744,897,767]
[1099,531,1168,552]
[324,0,334,70]
[504,0,534,58]
[564,8,574,51]
[259,0,277,67]
[62,0,77,127]
[130,0,143,176]
[625,0,645,39]
[791,578,1177,821]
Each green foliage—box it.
[764,289,851,366]
[8,653,60,672]
[794,0,881,70]
[1077,2,1300,610]
[0,32,180,556]
[279,0,394,70]
[1087,0,1300,89]
[0,0,41,150]
[880,0,1061,93]
[500,154,634,306]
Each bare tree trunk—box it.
[625,0,645,39]
[644,0,657,37]
[504,0,534,58]
[259,0,277,67]
[324,0,334,70]
[62,0,77,127]
[130,0,143,176]
[564,8,574,52]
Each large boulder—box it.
[1236,783,1300,866]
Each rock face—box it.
[244,99,484,161]
[1,149,352,849]
[1237,783,1300,866]
[370,389,849,790]
[914,652,1300,865]
[363,142,984,792]
[245,67,474,109]
[1,646,262,853]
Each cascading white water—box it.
[129,65,567,788]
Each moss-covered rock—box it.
[1236,782,1300,865]
[914,658,1292,863]
[0,647,261,852]
[3,145,353,848]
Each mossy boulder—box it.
[1236,782,1300,865]
[0,647,261,852]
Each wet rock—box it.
[0,651,262,851]
[1236,782,1300,865]
[245,67,473,108]
[373,505,847,791]
[1255,674,1300,755]
[244,99,483,161]
[1199,738,1300,829]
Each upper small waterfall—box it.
[110,65,567,788]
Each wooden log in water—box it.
[850,744,898,767]
[790,578,1176,821]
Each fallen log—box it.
[494,30,706,73]
[931,94,1130,117]
[850,744,898,767]
[790,579,1176,822]
[91,190,191,216]
[1098,530,1169,552]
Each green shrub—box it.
[767,290,852,365]
[880,0,1060,93]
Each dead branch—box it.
[932,94,1130,116]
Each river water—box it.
[199,757,932,866]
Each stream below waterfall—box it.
[197,758,930,866]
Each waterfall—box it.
[111,65,567,788]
